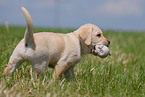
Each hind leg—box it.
[32,61,49,78]
[3,56,24,75]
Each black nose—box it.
[108,40,110,45]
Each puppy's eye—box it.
[97,34,101,37]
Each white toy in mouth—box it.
[93,44,111,58]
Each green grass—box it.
[0,26,145,96]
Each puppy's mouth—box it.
[91,43,110,55]
[96,43,109,47]
[92,45,98,56]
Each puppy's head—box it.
[77,24,110,47]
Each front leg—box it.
[53,64,68,81]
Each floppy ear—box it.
[78,27,92,45]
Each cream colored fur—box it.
[3,7,110,81]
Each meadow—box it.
[0,26,145,97]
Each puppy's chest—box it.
[68,49,81,62]
[65,34,81,63]
[63,44,81,65]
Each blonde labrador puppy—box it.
[3,7,110,81]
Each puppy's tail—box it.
[21,7,34,46]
